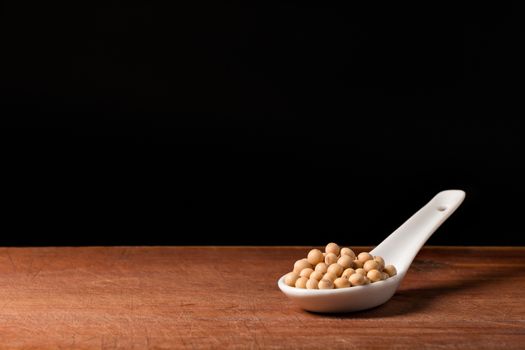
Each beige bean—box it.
[309,270,324,281]
[284,272,300,287]
[357,252,373,263]
[374,256,385,271]
[325,242,341,256]
[367,269,382,282]
[340,247,356,259]
[353,259,363,268]
[342,268,356,279]
[337,255,354,269]
[295,276,308,288]
[355,268,366,276]
[293,259,312,274]
[334,277,351,289]
[327,263,344,277]
[300,268,314,278]
[318,279,334,289]
[307,249,324,265]
[349,273,365,286]
[384,265,397,277]
[306,278,319,289]
[314,262,328,274]
[323,272,337,282]
[325,252,338,265]
[363,260,379,272]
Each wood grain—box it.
[0,246,524,349]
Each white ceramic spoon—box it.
[278,189,466,313]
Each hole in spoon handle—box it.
[370,190,465,272]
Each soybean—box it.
[284,272,300,287]
[295,276,308,288]
[306,278,319,289]
[334,277,351,289]
[300,268,314,278]
[307,249,324,265]
[374,256,385,271]
[309,271,324,281]
[318,279,334,289]
[323,271,337,282]
[367,269,382,282]
[363,260,379,272]
[315,262,328,274]
[384,264,397,277]
[327,263,344,277]
[293,259,312,274]
[355,268,366,276]
[353,259,364,269]
[324,253,338,265]
[340,247,356,259]
[325,242,341,256]
[349,273,365,286]
[337,255,354,269]
[342,268,356,279]
[357,252,373,263]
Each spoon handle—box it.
[370,190,465,273]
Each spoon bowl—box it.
[278,190,465,313]
[278,272,404,313]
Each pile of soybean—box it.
[284,243,397,289]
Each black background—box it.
[1,3,524,246]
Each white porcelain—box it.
[278,190,466,313]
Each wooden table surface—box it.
[0,246,524,349]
